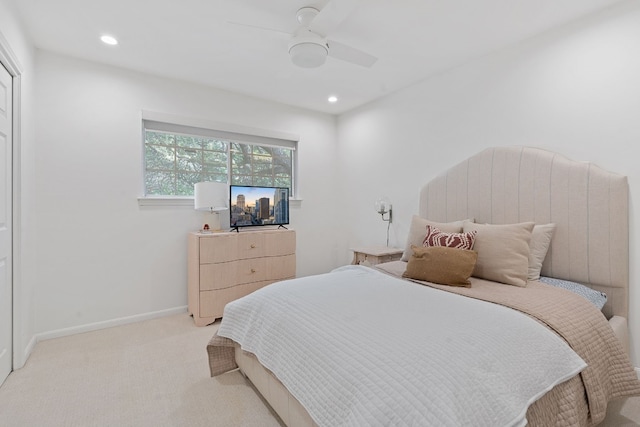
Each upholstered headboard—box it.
[419,146,629,319]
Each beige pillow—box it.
[403,245,478,287]
[401,215,470,261]
[528,223,556,281]
[462,221,535,287]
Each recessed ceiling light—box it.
[100,35,118,46]
[328,96,338,103]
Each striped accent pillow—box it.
[423,225,477,250]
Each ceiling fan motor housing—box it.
[296,7,319,27]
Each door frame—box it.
[0,31,25,370]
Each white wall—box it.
[338,0,640,366]
[0,0,37,368]
[8,0,640,369]
[32,51,340,336]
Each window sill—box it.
[137,197,303,208]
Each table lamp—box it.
[194,182,228,232]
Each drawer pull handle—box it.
[250,244,256,249]
[250,268,256,273]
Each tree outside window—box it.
[144,130,294,196]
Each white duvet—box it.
[218,265,586,427]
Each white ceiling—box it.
[6,0,623,114]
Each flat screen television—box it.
[229,185,290,230]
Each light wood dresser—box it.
[188,229,296,326]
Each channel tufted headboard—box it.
[419,146,629,319]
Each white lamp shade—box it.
[194,182,228,212]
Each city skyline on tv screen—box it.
[230,185,289,228]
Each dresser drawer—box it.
[199,234,238,264]
[199,281,272,318]
[237,233,266,260]
[264,231,296,256]
[200,258,268,290]
[267,254,296,280]
[199,230,295,263]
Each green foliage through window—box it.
[144,130,293,196]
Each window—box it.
[143,119,296,197]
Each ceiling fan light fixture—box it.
[289,41,328,68]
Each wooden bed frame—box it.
[234,146,631,426]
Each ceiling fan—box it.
[228,0,378,69]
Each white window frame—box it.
[138,111,299,207]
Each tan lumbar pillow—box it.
[403,245,478,288]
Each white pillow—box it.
[528,224,556,281]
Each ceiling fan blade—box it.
[308,0,361,37]
[226,21,292,37]
[327,39,377,68]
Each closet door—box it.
[0,62,13,385]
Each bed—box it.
[207,146,640,426]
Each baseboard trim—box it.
[35,306,188,342]
[23,335,37,364]
[13,335,37,370]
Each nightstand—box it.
[350,246,404,266]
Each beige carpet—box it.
[0,313,638,426]
[0,314,283,427]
